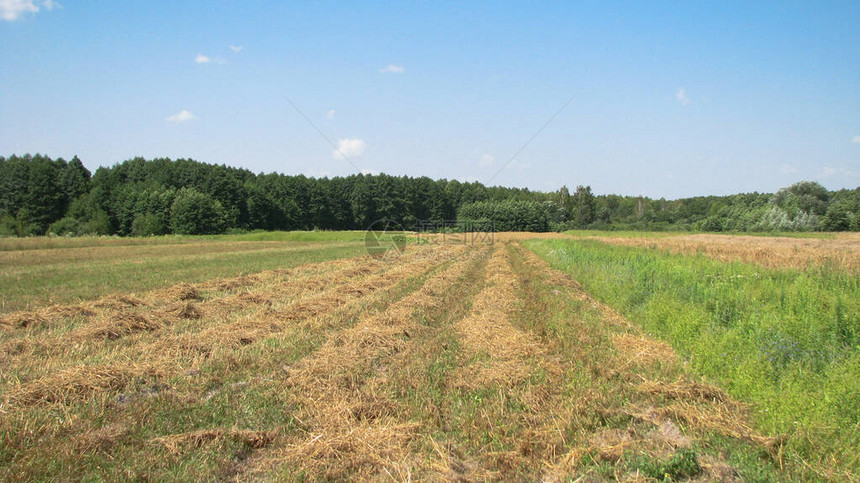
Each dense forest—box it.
[1,154,858,236]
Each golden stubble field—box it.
[0,232,796,480]
[578,232,860,271]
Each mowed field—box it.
[0,232,857,480]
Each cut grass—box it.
[565,229,845,240]
[0,234,801,480]
[0,230,376,252]
[526,237,860,480]
[573,232,860,271]
[0,239,367,313]
[0,245,461,480]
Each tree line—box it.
[1,154,858,236]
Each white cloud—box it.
[195,54,225,64]
[852,135,860,143]
[360,169,377,175]
[675,87,690,106]
[333,138,366,159]
[166,110,196,123]
[327,109,336,120]
[822,166,837,177]
[379,64,404,74]
[478,154,495,166]
[229,45,243,53]
[779,165,797,174]
[0,0,51,21]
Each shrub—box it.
[169,188,226,235]
[131,213,168,236]
[48,217,81,236]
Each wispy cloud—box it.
[379,64,404,74]
[852,135,860,143]
[478,154,495,167]
[229,45,243,53]
[360,168,377,175]
[166,110,196,123]
[327,109,336,120]
[675,87,690,106]
[195,53,225,64]
[1,0,59,21]
[333,138,366,160]
[779,165,797,174]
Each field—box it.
[1,232,857,480]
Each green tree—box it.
[572,185,595,228]
[169,188,226,235]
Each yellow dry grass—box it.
[0,237,800,480]
[1,245,455,410]
[587,232,860,271]
[152,429,277,455]
[252,248,480,479]
[451,247,547,389]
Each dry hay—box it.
[636,378,734,405]
[630,379,784,453]
[452,247,547,389]
[79,312,163,340]
[206,274,262,292]
[612,333,678,368]
[654,403,782,450]
[262,251,480,476]
[0,311,47,329]
[7,363,159,406]
[163,301,203,320]
[197,246,437,316]
[276,421,420,480]
[149,282,201,302]
[514,243,632,328]
[0,304,96,330]
[152,429,276,455]
[75,423,131,453]
[89,294,146,310]
[426,439,501,481]
[588,233,860,272]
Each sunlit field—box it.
[4,231,857,479]
[530,232,860,479]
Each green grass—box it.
[526,238,860,478]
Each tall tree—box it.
[572,185,595,228]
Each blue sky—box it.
[1,1,858,198]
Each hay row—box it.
[151,429,277,455]
[0,252,377,332]
[451,247,546,389]
[1,247,463,410]
[253,247,487,479]
[6,363,165,406]
[1,245,454,371]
